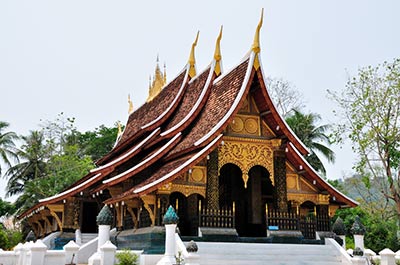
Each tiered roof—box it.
[19,11,357,219]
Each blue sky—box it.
[1,1,399,200]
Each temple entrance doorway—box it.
[81,201,98,233]
[219,164,273,237]
[169,192,204,236]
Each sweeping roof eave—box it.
[287,142,359,207]
[18,172,104,219]
[104,134,224,204]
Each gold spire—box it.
[252,8,264,70]
[188,31,199,78]
[128,94,134,114]
[147,56,167,102]
[252,8,264,53]
[117,121,122,138]
[214,26,223,76]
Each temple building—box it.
[19,13,357,244]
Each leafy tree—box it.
[0,227,23,250]
[330,58,400,221]
[33,145,94,198]
[285,110,335,175]
[5,131,47,198]
[0,198,15,217]
[266,77,305,118]
[72,124,120,161]
[341,174,395,220]
[0,121,19,177]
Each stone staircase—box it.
[81,233,98,245]
[195,241,348,265]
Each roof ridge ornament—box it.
[188,31,200,78]
[252,8,264,70]
[214,26,223,76]
[128,94,134,114]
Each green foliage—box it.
[115,249,139,265]
[72,124,120,161]
[334,207,400,253]
[330,58,400,220]
[5,131,48,198]
[0,228,22,250]
[0,121,19,177]
[364,217,399,253]
[285,110,335,175]
[0,198,15,217]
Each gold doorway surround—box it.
[218,136,280,188]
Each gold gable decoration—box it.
[146,56,167,102]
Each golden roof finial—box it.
[214,26,223,76]
[252,8,264,70]
[251,8,264,54]
[128,94,134,114]
[188,31,200,78]
[117,121,122,138]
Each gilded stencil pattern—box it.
[287,193,330,205]
[218,140,274,187]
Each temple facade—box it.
[19,14,357,241]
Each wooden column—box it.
[274,149,288,212]
[206,149,219,210]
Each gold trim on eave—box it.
[252,8,264,70]
[188,31,200,78]
[214,26,223,76]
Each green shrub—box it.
[115,249,138,265]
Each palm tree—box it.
[0,121,19,177]
[5,131,47,198]
[285,110,335,175]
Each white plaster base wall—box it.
[43,250,65,265]
[0,252,17,265]
[142,254,163,265]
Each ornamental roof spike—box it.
[128,94,134,115]
[213,25,223,76]
[188,31,200,78]
[251,8,264,54]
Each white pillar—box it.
[98,225,111,252]
[14,243,23,265]
[64,240,80,265]
[75,229,82,245]
[29,240,47,265]
[100,240,117,265]
[22,242,33,265]
[380,248,396,265]
[157,224,177,265]
[339,235,346,249]
[354,234,364,251]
